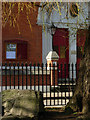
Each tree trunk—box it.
[66,27,90,114]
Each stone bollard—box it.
[46,51,59,86]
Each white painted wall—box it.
[37,2,89,64]
[42,26,52,63]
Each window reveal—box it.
[60,46,66,58]
[6,43,17,59]
[6,42,27,60]
[17,43,27,59]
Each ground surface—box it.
[0,92,1,120]
[0,108,84,120]
[39,109,82,120]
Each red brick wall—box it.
[2,75,50,86]
[2,3,42,64]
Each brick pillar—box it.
[46,51,59,86]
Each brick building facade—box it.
[1,2,89,89]
[2,3,89,65]
[2,3,42,64]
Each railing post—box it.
[46,51,59,86]
[25,63,28,89]
[17,63,19,89]
[42,63,44,93]
[21,63,24,90]
[9,62,11,89]
[13,63,16,89]
[75,63,77,85]
[33,63,36,91]
[29,63,32,90]
[5,63,7,90]
[37,63,40,91]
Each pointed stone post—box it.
[46,51,59,86]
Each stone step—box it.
[43,99,70,106]
[43,92,73,98]
[51,85,76,92]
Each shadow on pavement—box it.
[39,110,82,120]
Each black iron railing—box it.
[1,63,78,106]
